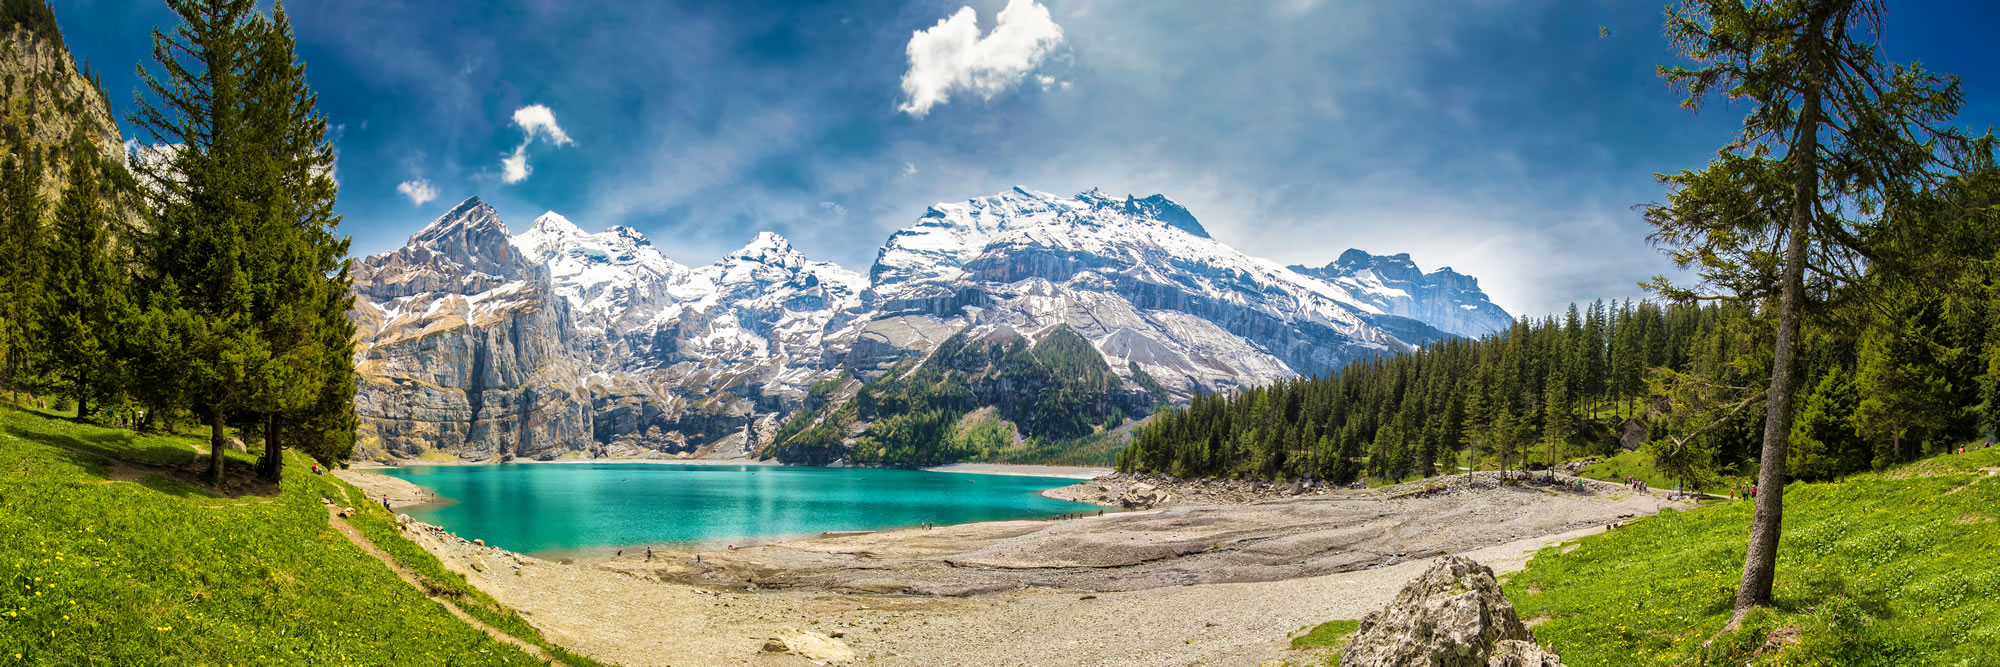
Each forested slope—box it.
[760,324,1154,466]
[1121,197,2000,487]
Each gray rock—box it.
[1339,556,1564,667]
[1489,640,1565,667]
[225,437,248,454]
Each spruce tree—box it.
[241,2,350,482]
[1853,315,1949,467]
[43,132,125,419]
[130,0,266,487]
[0,152,44,405]
[1644,0,1987,623]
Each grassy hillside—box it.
[1506,447,2000,665]
[0,403,592,664]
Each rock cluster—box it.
[1044,471,1335,508]
[1338,556,1566,666]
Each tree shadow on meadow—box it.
[3,420,280,501]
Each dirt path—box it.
[322,507,558,664]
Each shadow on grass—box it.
[3,421,279,500]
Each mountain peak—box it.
[532,211,585,235]
[728,231,796,262]
[411,196,508,247]
[404,195,523,278]
[1120,193,1208,239]
[512,211,591,260]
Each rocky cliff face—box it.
[350,189,1514,462]
[350,199,595,460]
[1291,248,1515,339]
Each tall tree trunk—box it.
[262,412,281,483]
[1732,28,1822,626]
[208,409,227,488]
[78,394,88,421]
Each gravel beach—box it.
[392,473,1688,665]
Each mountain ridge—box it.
[347,189,1514,463]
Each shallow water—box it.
[377,463,1099,556]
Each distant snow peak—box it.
[1118,193,1208,239]
[729,231,797,262]
[1290,249,1513,339]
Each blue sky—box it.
[57,0,2000,319]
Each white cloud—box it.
[512,104,574,146]
[501,104,575,184]
[397,179,439,206]
[819,201,848,217]
[901,162,918,177]
[898,0,1065,117]
[1036,74,1055,90]
[501,148,532,183]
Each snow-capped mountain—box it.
[347,189,1513,462]
[1289,249,1515,339]
[864,187,1419,393]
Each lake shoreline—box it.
[394,477,1689,665]
[353,463,1104,558]
[918,462,1113,479]
[347,456,780,469]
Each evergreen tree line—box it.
[1119,172,2000,488]
[0,0,354,487]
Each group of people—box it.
[1623,477,1649,493]
[1738,485,1759,500]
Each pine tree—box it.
[0,151,45,404]
[1645,0,1987,623]
[1788,368,1862,480]
[1542,369,1573,477]
[1854,315,1949,468]
[130,0,266,488]
[42,132,126,419]
[240,2,351,482]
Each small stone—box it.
[761,638,788,653]
[473,538,485,547]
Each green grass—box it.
[1280,619,1359,665]
[1506,446,2000,666]
[337,487,607,667]
[1290,618,1360,652]
[0,404,564,665]
[1579,450,1750,495]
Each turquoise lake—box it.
[377,463,1100,557]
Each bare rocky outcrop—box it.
[1338,556,1565,667]
[351,198,596,461]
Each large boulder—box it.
[1339,556,1564,667]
